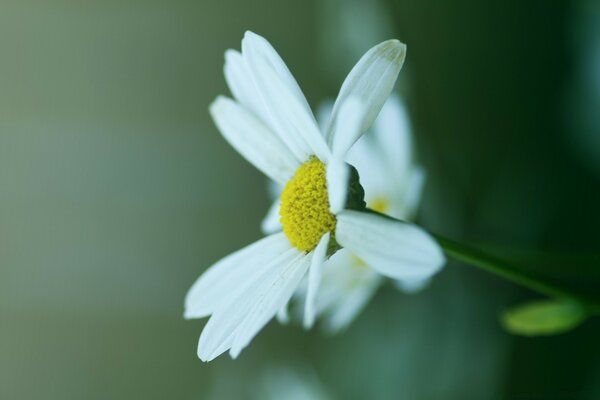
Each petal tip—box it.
[385,39,406,61]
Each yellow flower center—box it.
[370,198,390,213]
[280,157,336,252]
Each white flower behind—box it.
[185,31,445,361]
[319,95,432,332]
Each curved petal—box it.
[303,233,330,329]
[184,233,291,319]
[241,31,314,118]
[261,199,282,235]
[325,39,406,145]
[209,96,299,184]
[242,32,331,163]
[326,157,349,214]
[198,248,304,361]
[335,210,445,280]
[229,253,311,358]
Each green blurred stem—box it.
[433,234,600,314]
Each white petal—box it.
[198,248,303,361]
[229,253,311,358]
[242,32,331,163]
[336,210,445,280]
[325,39,406,146]
[242,32,314,118]
[326,157,349,214]
[330,97,367,157]
[209,96,299,184]
[303,233,330,329]
[184,233,291,319]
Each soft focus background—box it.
[1,0,599,399]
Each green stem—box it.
[433,233,600,314]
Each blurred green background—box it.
[1,0,599,399]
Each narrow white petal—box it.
[198,248,303,361]
[303,233,330,329]
[330,97,367,157]
[242,32,314,118]
[325,39,406,145]
[261,199,283,235]
[209,96,299,184]
[336,210,445,280]
[229,253,311,358]
[184,233,291,319]
[242,33,331,163]
[326,157,349,214]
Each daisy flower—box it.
[184,31,445,361]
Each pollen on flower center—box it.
[280,157,336,252]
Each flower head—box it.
[185,31,444,361]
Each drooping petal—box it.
[242,32,331,163]
[260,199,283,235]
[335,210,445,280]
[326,157,349,214]
[184,233,291,319]
[229,253,311,358]
[303,232,330,329]
[198,248,304,361]
[330,97,366,158]
[325,39,406,146]
[209,96,299,184]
